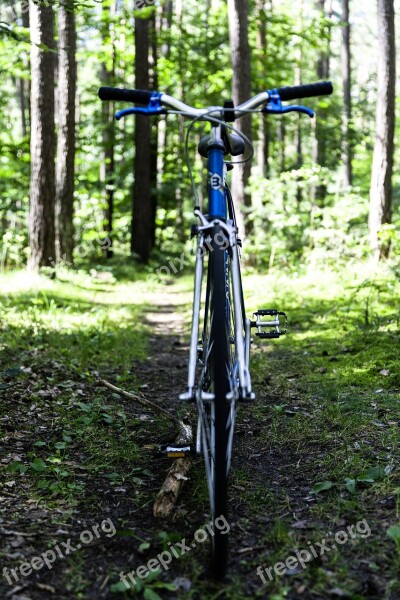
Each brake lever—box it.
[115,92,166,120]
[262,89,314,118]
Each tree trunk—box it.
[55,0,76,265]
[22,4,31,130]
[256,0,269,177]
[311,0,332,204]
[28,0,56,271]
[228,0,253,239]
[100,1,116,259]
[369,0,396,259]
[131,13,152,262]
[295,0,304,203]
[341,0,352,187]
[149,12,158,250]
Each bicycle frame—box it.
[179,123,254,443]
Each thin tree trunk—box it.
[131,13,152,262]
[22,6,31,130]
[295,0,304,204]
[10,1,29,137]
[341,0,352,187]
[55,0,76,265]
[256,0,269,177]
[311,0,332,204]
[149,12,158,250]
[28,0,56,271]
[368,0,396,259]
[100,2,116,259]
[228,0,253,239]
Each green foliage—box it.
[0,0,397,267]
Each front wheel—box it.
[201,226,234,579]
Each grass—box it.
[1,257,400,599]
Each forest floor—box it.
[1,257,400,600]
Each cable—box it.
[168,107,261,209]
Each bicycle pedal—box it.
[253,309,279,316]
[159,444,195,458]
[251,309,287,337]
[256,331,282,339]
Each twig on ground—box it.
[98,378,182,427]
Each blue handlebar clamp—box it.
[115,92,166,120]
[263,89,315,118]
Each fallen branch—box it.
[98,378,194,517]
[153,422,193,518]
[98,378,182,427]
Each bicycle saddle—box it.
[198,132,245,158]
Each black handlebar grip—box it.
[98,87,153,104]
[277,81,333,101]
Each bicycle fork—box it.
[179,213,254,406]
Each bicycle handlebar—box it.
[98,80,333,120]
[277,81,333,101]
[98,86,153,104]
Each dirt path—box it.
[1,281,397,599]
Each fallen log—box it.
[153,422,193,518]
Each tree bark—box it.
[228,0,253,239]
[149,12,158,250]
[368,0,396,259]
[28,0,56,271]
[100,1,116,259]
[131,13,152,262]
[311,0,332,204]
[341,0,352,187]
[256,0,269,177]
[22,4,31,131]
[55,0,76,265]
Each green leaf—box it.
[145,569,162,583]
[387,525,400,548]
[36,479,50,489]
[365,466,386,481]
[311,481,333,494]
[110,580,131,593]
[34,441,47,447]
[152,582,177,591]
[143,588,163,600]
[4,367,21,377]
[7,461,27,474]
[357,466,386,483]
[54,442,67,450]
[345,478,356,494]
[139,541,151,552]
[30,458,47,472]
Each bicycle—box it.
[99,80,333,579]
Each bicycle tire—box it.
[207,224,232,579]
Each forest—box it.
[0,0,397,269]
[0,0,400,599]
